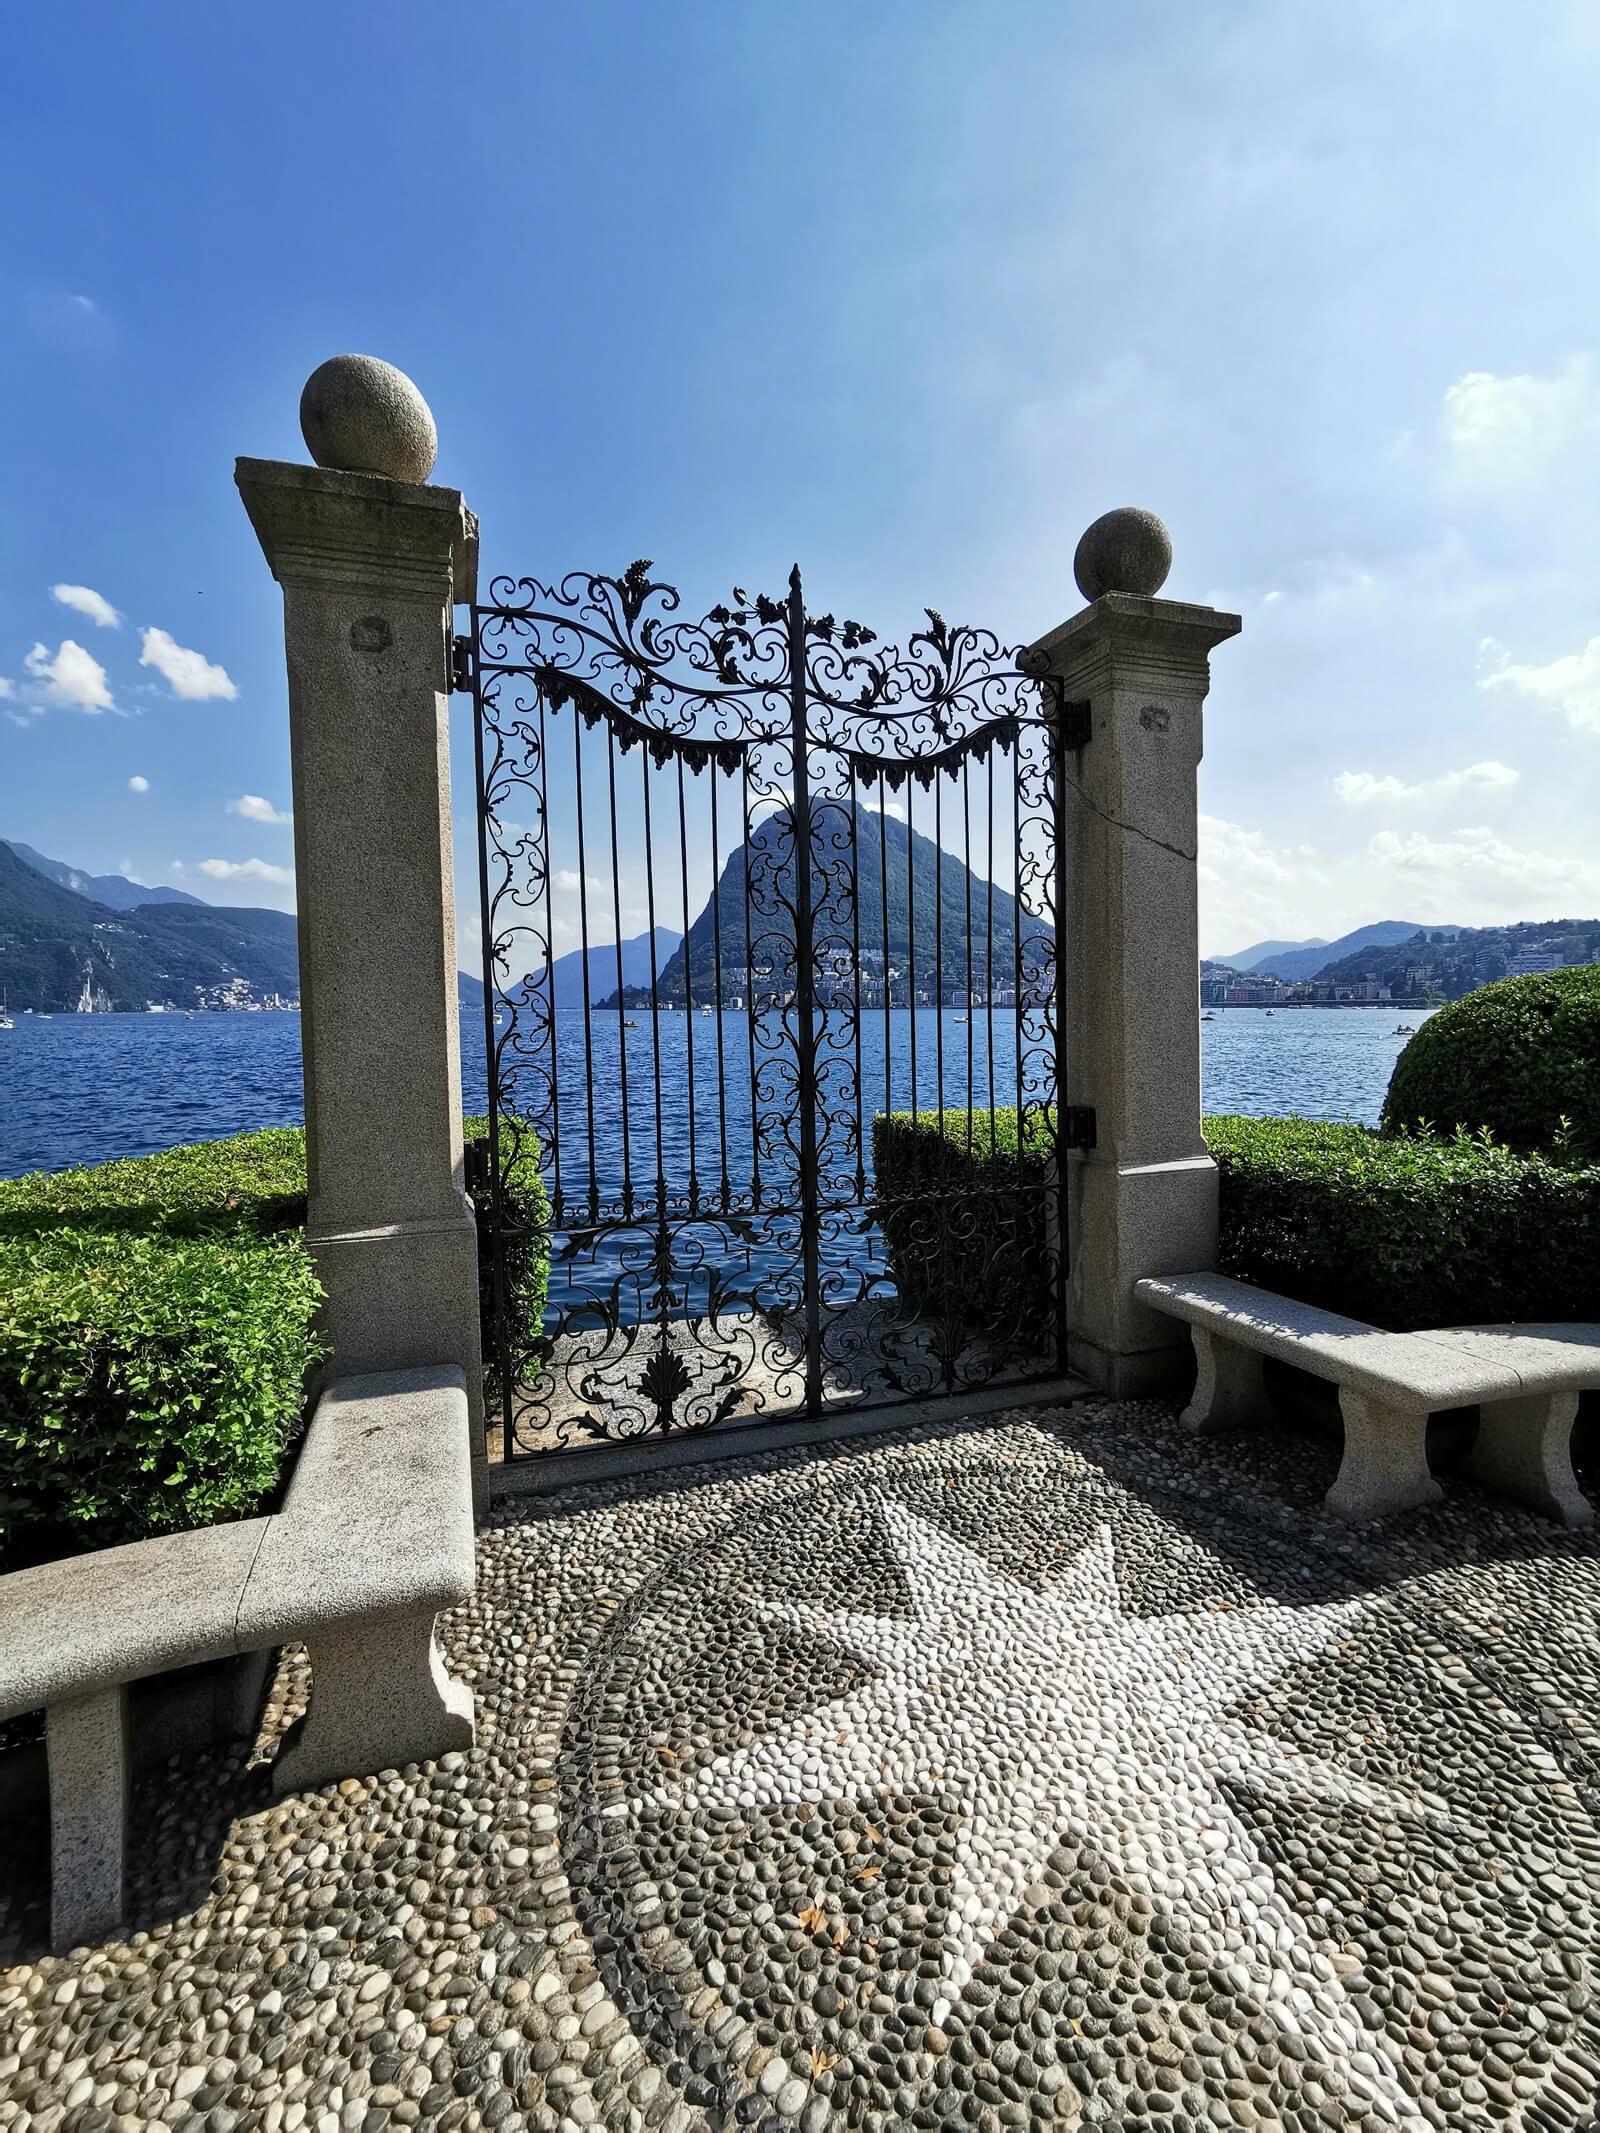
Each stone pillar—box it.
[1026,509,1240,1397]
[236,356,487,1509]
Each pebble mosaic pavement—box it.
[6,1394,1600,2133]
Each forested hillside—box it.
[600,801,1052,1008]
[0,842,299,1010]
[1318,919,1600,999]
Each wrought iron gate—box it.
[466,562,1071,1463]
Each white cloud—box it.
[195,857,295,886]
[139,627,237,701]
[1480,632,1600,735]
[51,583,120,629]
[0,679,13,699]
[554,868,604,894]
[1440,358,1600,485]
[1367,825,1592,896]
[129,775,149,793]
[229,794,291,824]
[1333,760,1518,805]
[23,638,114,712]
[1197,813,1327,953]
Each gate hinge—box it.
[450,635,474,694]
[1062,1106,1097,1151]
[1060,697,1092,749]
[463,1135,491,1198]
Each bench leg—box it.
[1326,1390,1442,1524]
[272,1605,474,1796]
[1467,1391,1592,1529]
[47,1683,129,1953]
[1181,1328,1275,1433]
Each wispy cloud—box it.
[1480,633,1600,735]
[193,857,294,886]
[23,639,114,712]
[51,583,120,629]
[139,628,237,701]
[1367,825,1592,895]
[1198,814,1327,951]
[1334,761,1518,805]
[1441,358,1600,486]
[228,794,291,824]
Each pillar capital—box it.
[235,457,478,606]
[1028,591,1241,694]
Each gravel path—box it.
[5,1395,1600,2132]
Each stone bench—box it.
[1134,1272,1599,1530]
[0,1365,476,1954]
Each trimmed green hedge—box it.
[871,1108,1056,1345]
[1,1120,552,1571]
[0,1130,322,1571]
[1207,1113,1600,1329]
[463,1115,551,1405]
[872,1107,1600,1339]
[1382,965,1600,1160]
[0,1228,323,1567]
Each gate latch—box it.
[1062,1106,1097,1150]
[450,635,474,695]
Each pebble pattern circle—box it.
[4,1395,1600,2133]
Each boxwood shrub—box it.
[1382,965,1600,1160]
[872,1107,1600,1341]
[0,1227,323,1569]
[1,1120,551,1570]
[462,1114,551,1405]
[1207,1113,1600,1329]
[0,1129,321,1572]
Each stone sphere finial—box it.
[1073,507,1173,603]
[299,354,438,483]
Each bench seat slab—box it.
[1468,1391,1593,1530]
[1181,1328,1275,1435]
[274,1604,474,1797]
[47,1684,128,1954]
[1327,1389,1443,1526]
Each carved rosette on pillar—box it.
[1027,509,1241,1397]
[235,356,488,1508]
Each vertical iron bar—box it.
[963,756,974,1150]
[1012,738,1025,1131]
[985,744,997,1151]
[935,775,945,1134]
[677,755,699,1213]
[787,566,823,1415]
[641,749,673,1430]
[848,762,865,1203]
[906,774,919,1125]
[470,631,513,1457]
[878,769,892,1128]
[711,763,731,1211]
[605,726,633,1222]
[742,754,761,1209]
[1050,709,1071,1373]
[538,693,562,1229]
[573,712,598,1225]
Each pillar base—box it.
[310,1209,486,1512]
[1066,1154,1218,1400]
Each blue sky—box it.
[3,0,1599,961]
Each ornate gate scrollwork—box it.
[469,562,1066,1460]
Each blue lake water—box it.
[0,1004,1438,1183]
